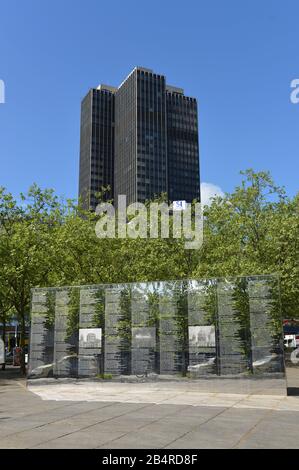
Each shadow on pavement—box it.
[0,365,25,383]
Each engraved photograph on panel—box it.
[132,327,156,349]
[189,326,216,348]
[79,328,102,349]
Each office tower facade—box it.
[79,67,200,209]
[79,85,115,209]
[115,67,168,205]
[166,86,200,202]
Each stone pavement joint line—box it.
[232,406,279,449]
[32,402,194,449]
[29,402,154,449]
[159,405,231,449]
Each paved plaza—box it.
[0,368,299,449]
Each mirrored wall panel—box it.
[29,276,286,393]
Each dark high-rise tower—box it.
[79,67,200,209]
[166,86,200,202]
[79,85,115,209]
[115,67,168,205]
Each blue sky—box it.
[0,0,298,201]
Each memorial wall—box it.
[29,275,285,382]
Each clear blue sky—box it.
[0,0,298,200]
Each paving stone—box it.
[32,430,127,449]
[1,371,299,449]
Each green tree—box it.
[194,170,299,319]
[0,185,63,374]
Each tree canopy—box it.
[0,168,298,373]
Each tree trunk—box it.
[181,336,189,377]
[20,316,26,376]
[1,318,6,371]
